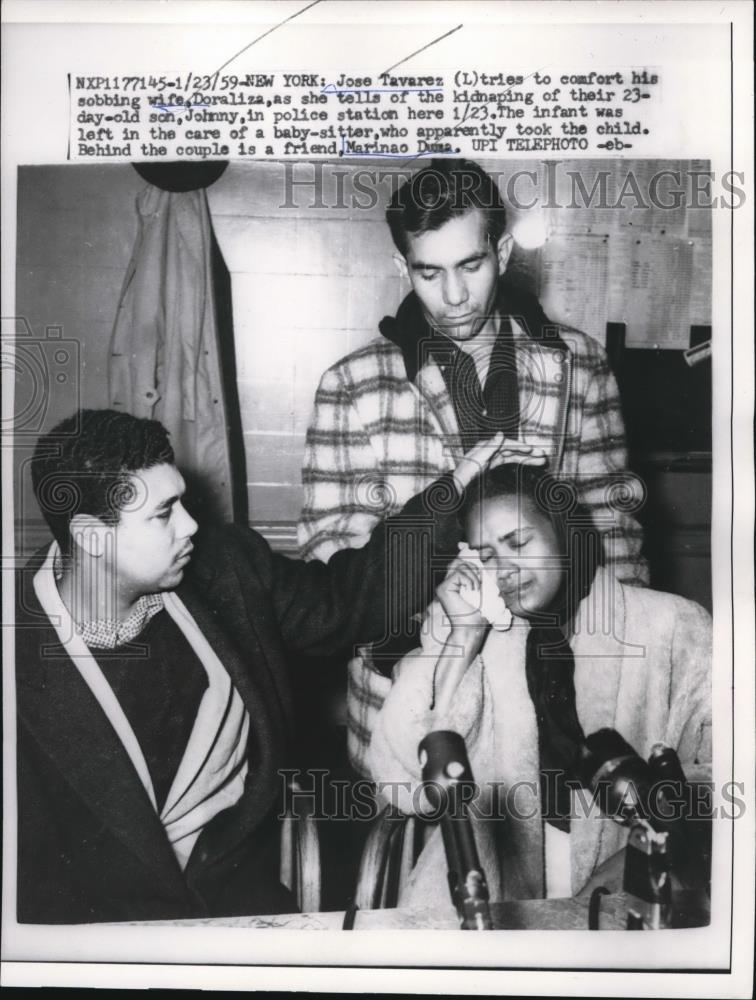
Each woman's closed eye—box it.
[506,533,533,551]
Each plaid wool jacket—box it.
[298,284,649,774]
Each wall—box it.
[208,162,405,531]
[14,165,144,556]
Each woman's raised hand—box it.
[435,557,487,633]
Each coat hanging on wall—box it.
[109,163,237,523]
[131,161,229,192]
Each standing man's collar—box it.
[379,282,564,383]
[378,292,436,382]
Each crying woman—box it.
[366,464,712,909]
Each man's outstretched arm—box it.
[231,436,511,659]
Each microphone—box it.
[576,729,658,827]
[577,729,672,928]
[418,730,493,930]
[577,728,709,929]
[577,729,704,847]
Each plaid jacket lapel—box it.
[413,361,465,465]
[516,332,571,473]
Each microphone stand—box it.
[418,729,493,930]
[623,821,672,930]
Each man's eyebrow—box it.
[153,494,181,512]
[410,251,489,271]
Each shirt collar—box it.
[50,543,165,649]
[77,593,165,649]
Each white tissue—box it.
[456,542,513,631]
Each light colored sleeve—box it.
[666,598,713,767]
[297,361,411,779]
[345,598,451,779]
[574,347,650,587]
[367,643,487,816]
[297,364,384,564]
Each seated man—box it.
[14,408,500,924]
[367,464,711,909]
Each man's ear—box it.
[496,233,514,275]
[392,252,410,281]
[69,514,111,557]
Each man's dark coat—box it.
[15,490,459,923]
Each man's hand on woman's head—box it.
[452,432,547,494]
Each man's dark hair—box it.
[386,158,508,257]
[31,409,175,554]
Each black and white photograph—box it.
[2,2,753,995]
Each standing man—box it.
[298,158,648,772]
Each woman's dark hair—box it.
[386,158,507,257]
[461,463,604,576]
[31,409,175,554]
